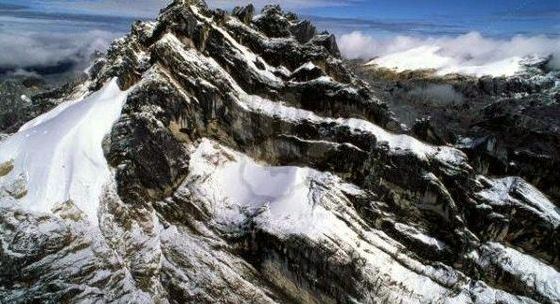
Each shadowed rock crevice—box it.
[0,1,558,304]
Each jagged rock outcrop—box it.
[1,1,558,303]
[351,58,560,202]
[0,79,53,133]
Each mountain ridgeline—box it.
[0,1,559,303]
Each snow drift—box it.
[339,31,560,77]
[0,78,128,223]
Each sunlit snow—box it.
[0,78,128,223]
[367,45,525,77]
[186,139,352,237]
[183,139,485,301]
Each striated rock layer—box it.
[351,59,560,203]
[0,1,559,303]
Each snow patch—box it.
[369,45,452,73]
[186,138,355,237]
[478,242,560,303]
[367,45,525,77]
[340,31,560,77]
[477,176,560,227]
[292,61,318,74]
[242,94,467,165]
[183,139,520,302]
[0,78,129,223]
[190,5,283,86]
[394,222,447,251]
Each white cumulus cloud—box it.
[0,30,115,71]
[339,31,560,76]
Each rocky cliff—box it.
[0,1,559,303]
[351,55,560,203]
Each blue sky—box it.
[0,0,558,71]
[310,0,560,37]
[0,0,558,37]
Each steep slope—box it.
[352,54,560,202]
[0,79,128,222]
[0,1,559,303]
[366,47,548,77]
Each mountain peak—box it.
[1,2,559,304]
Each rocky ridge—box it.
[0,1,559,303]
[351,58,560,202]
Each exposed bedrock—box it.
[1,1,558,303]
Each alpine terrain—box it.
[0,1,558,303]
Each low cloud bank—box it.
[0,30,115,75]
[339,31,560,76]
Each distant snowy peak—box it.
[367,45,451,73]
[366,45,550,77]
[1,2,559,304]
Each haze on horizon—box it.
[0,0,558,76]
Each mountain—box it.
[351,54,560,204]
[1,1,559,303]
[366,47,555,78]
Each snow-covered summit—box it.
[0,78,128,223]
[0,1,558,303]
[366,45,551,77]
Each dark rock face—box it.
[1,1,559,304]
[0,75,87,133]
[253,5,292,38]
[290,20,317,44]
[351,61,560,202]
[232,4,254,24]
[309,33,341,58]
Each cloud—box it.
[338,32,381,59]
[5,69,42,78]
[0,3,28,10]
[0,30,115,73]
[339,31,560,74]
[0,3,129,75]
[549,55,560,70]
[42,0,171,17]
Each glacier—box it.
[0,78,128,223]
[367,45,527,77]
